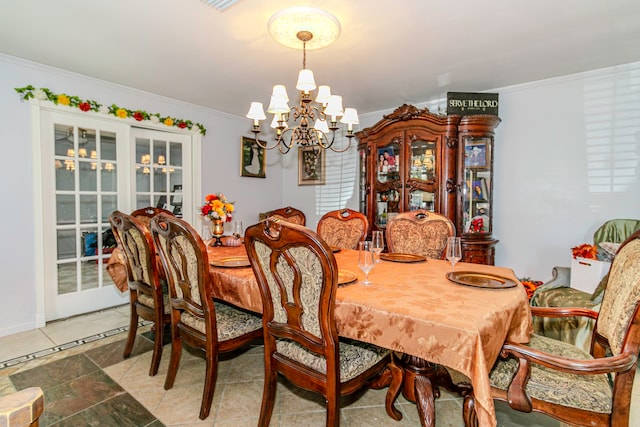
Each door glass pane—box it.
[102,195,117,222]
[136,195,151,209]
[101,161,117,191]
[101,131,117,161]
[170,142,182,167]
[136,167,151,192]
[57,263,77,295]
[57,229,76,260]
[55,159,75,191]
[54,124,73,156]
[79,195,97,223]
[56,195,75,225]
[81,262,99,290]
[78,161,97,191]
[153,165,167,192]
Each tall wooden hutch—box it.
[356,104,501,264]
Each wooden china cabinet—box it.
[356,104,501,265]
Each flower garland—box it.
[15,85,206,135]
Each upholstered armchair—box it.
[464,230,640,427]
[531,219,640,351]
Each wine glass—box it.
[358,240,375,286]
[232,220,243,238]
[371,230,384,263]
[446,237,462,273]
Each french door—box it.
[38,110,196,322]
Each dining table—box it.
[206,244,533,427]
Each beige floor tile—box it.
[40,308,129,344]
[0,328,56,362]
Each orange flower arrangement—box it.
[519,277,543,300]
[200,193,235,222]
[571,243,598,260]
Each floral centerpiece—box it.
[571,243,598,260]
[519,277,543,300]
[200,193,235,223]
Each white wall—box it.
[282,62,640,282]
[2,52,639,337]
[0,54,283,336]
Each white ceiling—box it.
[2,0,640,117]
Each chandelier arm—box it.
[251,132,283,151]
[328,137,353,153]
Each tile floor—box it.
[1,305,639,426]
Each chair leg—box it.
[199,352,219,420]
[164,335,182,390]
[123,299,138,358]
[148,316,164,376]
[325,390,340,427]
[258,369,278,427]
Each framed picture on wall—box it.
[240,136,266,178]
[298,146,325,186]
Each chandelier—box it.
[246,7,359,154]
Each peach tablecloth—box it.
[208,245,532,427]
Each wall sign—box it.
[447,92,499,116]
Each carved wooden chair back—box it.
[109,210,170,376]
[266,206,306,226]
[131,206,174,229]
[317,208,369,250]
[464,230,640,427]
[386,210,455,259]
[150,214,262,420]
[245,218,402,426]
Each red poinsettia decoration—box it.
[571,243,598,260]
[519,277,543,300]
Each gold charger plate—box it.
[338,270,357,286]
[210,256,251,268]
[379,253,426,263]
[446,271,517,289]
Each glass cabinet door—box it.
[374,142,401,228]
[461,136,492,235]
[409,139,436,182]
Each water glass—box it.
[371,230,384,262]
[358,240,375,286]
[446,237,462,272]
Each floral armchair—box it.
[530,218,640,352]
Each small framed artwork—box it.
[464,139,490,168]
[298,146,325,186]
[241,136,266,178]
[471,178,488,201]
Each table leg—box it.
[400,354,473,426]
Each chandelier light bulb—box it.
[324,95,344,121]
[341,108,360,131]
[267,95,290,114]
[246,102,266,126]
[315,85,332,106]
[271,85,289,102]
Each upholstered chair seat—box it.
[489,333,612,413]
[179,303,262,339]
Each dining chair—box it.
[150,214,263,420]
[317,208,369,250]
[109,210,171,376]
[245,218,403,427]
[386,210,455,259]
[265,206,306,226]
[131,206,175,229]
[463,229,640,427]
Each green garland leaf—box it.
[14,85,207,135]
